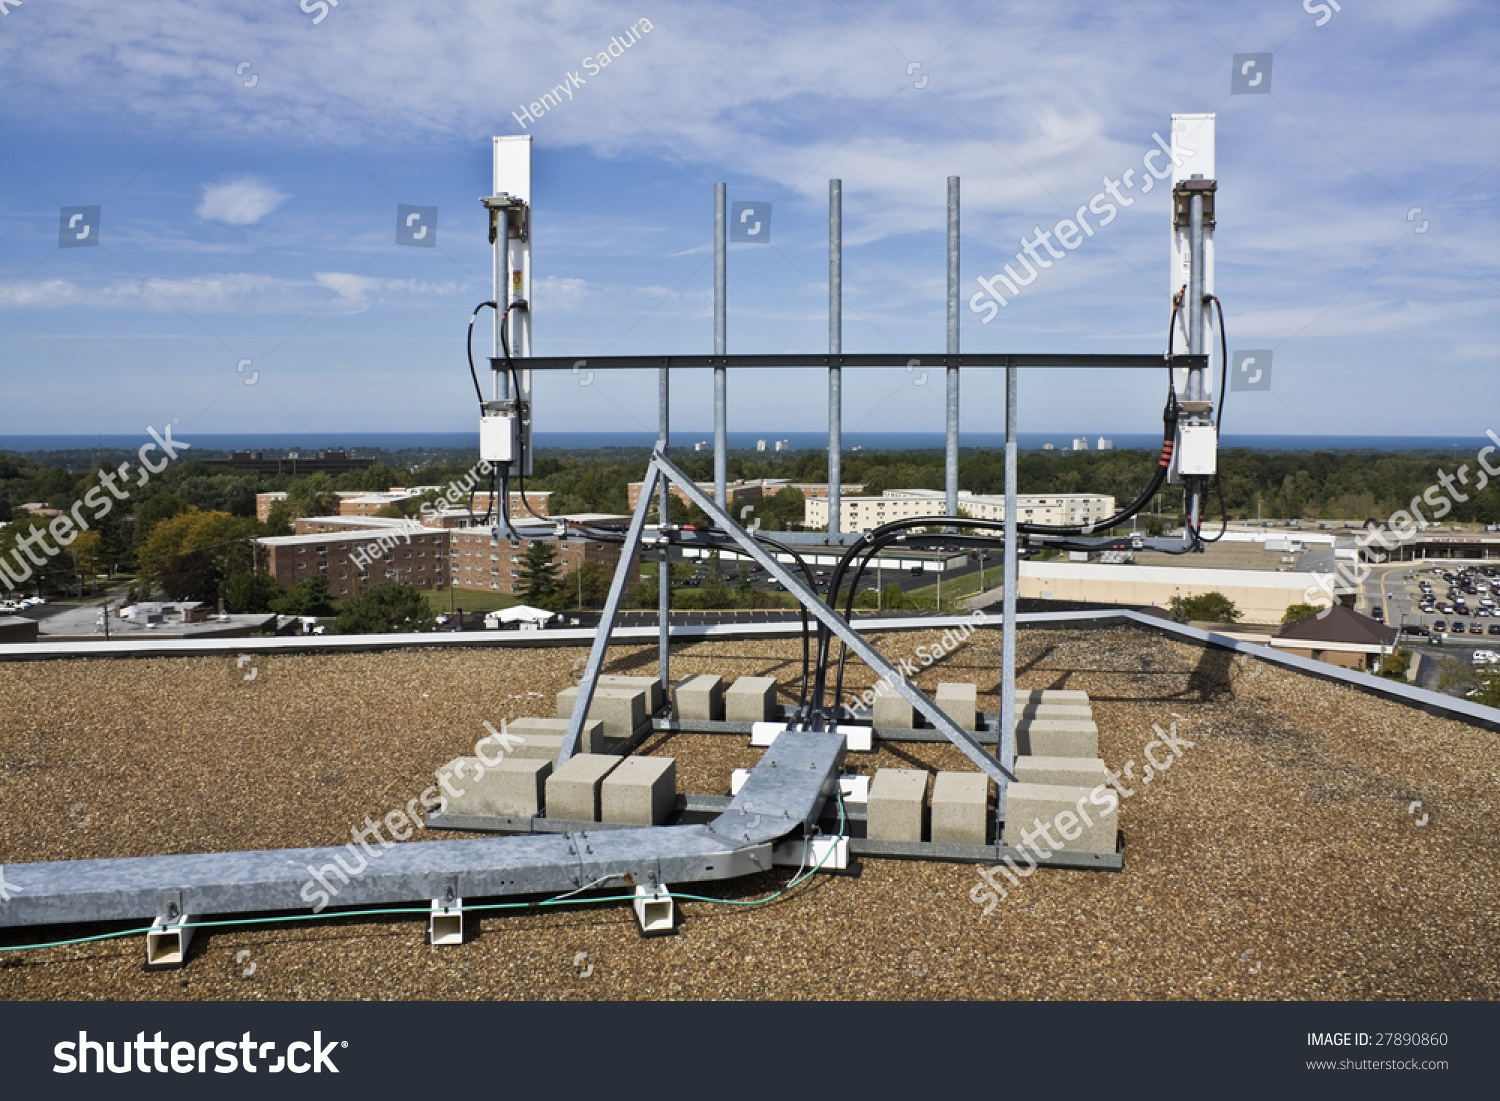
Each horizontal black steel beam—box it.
[510,353,1204,372]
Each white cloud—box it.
[197,177,289,226]
[0,273,461,314]
[312,273,465,313]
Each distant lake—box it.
[0,431,1490,454]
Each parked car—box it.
[1472,624,1486,635]
[1489,624,1500,636]
[1434,620,1448,632]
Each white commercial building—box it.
[804,489,1115,533]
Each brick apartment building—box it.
[625,478,848,512]
[258,529,449,597]
[255,514,632,599]
[256,489,552,524]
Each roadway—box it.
[1358,562,1499,690]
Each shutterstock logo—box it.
[59,205,101,248]
[1231,349,1273,391]
[1232,53,1272,94]
[397,204,438,247]
[55,1031,346,1074]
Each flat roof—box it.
[1,623,1494,999]
[257,528,444,546]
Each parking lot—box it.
[1358,561,1500,686]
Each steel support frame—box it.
[660,448,1011,787]
[559,458,664,763]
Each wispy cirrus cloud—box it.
[196,177,289,226]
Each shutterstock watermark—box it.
[512,19,653,129]
[969,131,1196,321]
[347,459,493,573]
[969,716,1194,916]
[848,610,988,718]
[300,720,525,912]
[0,421,190,592]
[1301,430,1500,614]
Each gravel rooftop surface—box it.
[1,625,1496,1001]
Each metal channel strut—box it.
[651,448,1016,790]
[522,352,1205,372]
[0,732,844,931]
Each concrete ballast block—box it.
[674,674,725,720]
[544,753,621,822]
[597,674,665,714]
[726,676,778,723]
[1019,689,1090,704]
[1002,781,1116,854]
[872,690,915,731]
[866,768,929,842]
[1016,719,1098,758]
[438,756,551,819]
[506,716,605,755]
[930,772,990,844]
[555,686,647,742]
[1018,703,1094,722]
[936,682,978,731]
[1014,755,1109,788]
[601,755,677,826]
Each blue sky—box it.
[0,0,1495,442]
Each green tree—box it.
[270,575,337,617]
[136,508,256,597]
[1281,602,1322,625]
[1170,591,1242,624]
[132,493,187,546]
[1469,669,1500,708]
[0,518,75,595]
[880,582,915,610]
[1376,649,1411,680]
[283,473,339,519]
[158,549,222,602]
[223,570,282,614]
[572,558,614,608]
[516,542,563,608]
[698,551,732,607]
[334,581,434,634]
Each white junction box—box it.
[1175,424,1218,476]
[480,403,521,463]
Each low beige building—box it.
[1017,560,1322,625]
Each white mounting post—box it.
[1169,113,1215,398]
[484,135,533,478]
[1167,114,1218,531]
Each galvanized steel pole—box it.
[998,363,1018,822]
[828,179,842,539]
[714,182,728,507]
[945,177,960,521]
[658,364,671,698]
